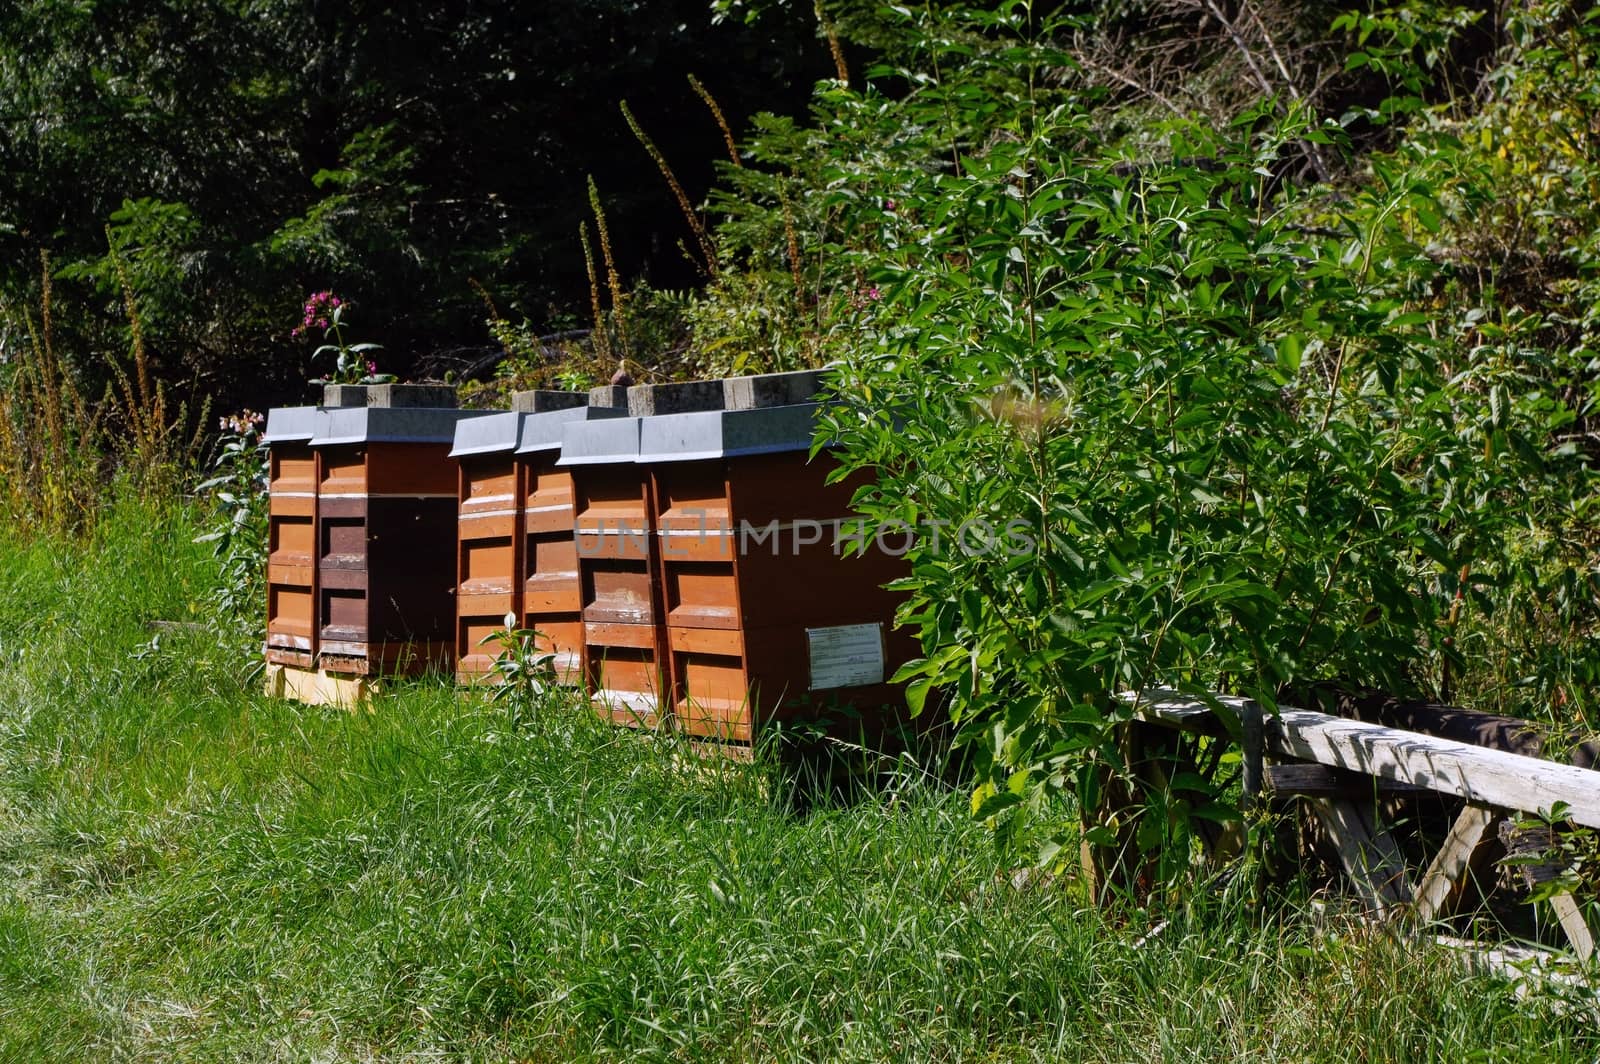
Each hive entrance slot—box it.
[270,516,314,562]
[320,518,366,568]
[267,585,314,640]
[584,562,656,625]
[320,587,367,642]
[665,562,738,629]
[460,536,515,594]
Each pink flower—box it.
[296,290,343,335]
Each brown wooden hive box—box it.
[637,402,915,744]
[264,370,915,737]
[264,406,321,670]
[311,404,488,680]
[449,394,623,685]
[559,414,666,728]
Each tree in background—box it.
[0,0,832,412]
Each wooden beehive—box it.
[264,406,320,669]
[450,395,623,685]
[639,402,913,743]
[310,404,488,681]
[451,410,523,682]
[515,401,626,684]
[560,415,666,726]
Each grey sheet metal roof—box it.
[555,415,643,466]
[449,410,523,457]
[517,405,628,455]
[636,403,822,462]
[263,406,320,444]
[310,406,492,446]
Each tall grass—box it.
[0,253,104,532]
[0,499,1594,1061]
[0,250,205,537]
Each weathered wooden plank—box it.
[263,662,377,708]
[1549,893,1596,963]
[1129,690,1600,829]
[1266,763,1429,798]
[1295,684,1599,769]
[1309,797,1413,911]
[1435,934,1600,1016]
[1412,802,1498,924]
[1497,820,1597,961]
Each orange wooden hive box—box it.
[450,391,623,684]
[263,406,320,669]
[559,414,665,726]
[450,408,524,682]
[310,401,491,683]
[638,397,915,744]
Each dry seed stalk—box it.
[106,234,196,491]
[34,252,66,462]
[778,185,805,317]
[467,277,511,357]
[689,75,741,167]
[621,101,718,277]
[815,0,849,85]
[579,222,612,364]
[467,277,502,321]
[2,259,101,532]
[108,249,159,459]
[586,177,631,362]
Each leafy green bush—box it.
[757,4,1596,887]
[193,410,268,642]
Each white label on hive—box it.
[806,623,885,690]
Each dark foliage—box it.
[0,0,832,411]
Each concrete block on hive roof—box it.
[722,369,827,411]
[371,383,457,409]
[626,380,725,418]
[449,410,524,458]
[516,404,628,454]
[321,383,459,409]
[263,406,320,444]
[321,384,368,408]
[588,385,629,410]
[555,416,643,466]
[637,403,821,463]
[511,390,589,414]
[311,406,492,447]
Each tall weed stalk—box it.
[0,253,104,533]
[0,243,208,536]
[106,239,207,496]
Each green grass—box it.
[0,499,1594,1061]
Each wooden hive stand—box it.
[1127,689,1599,961]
